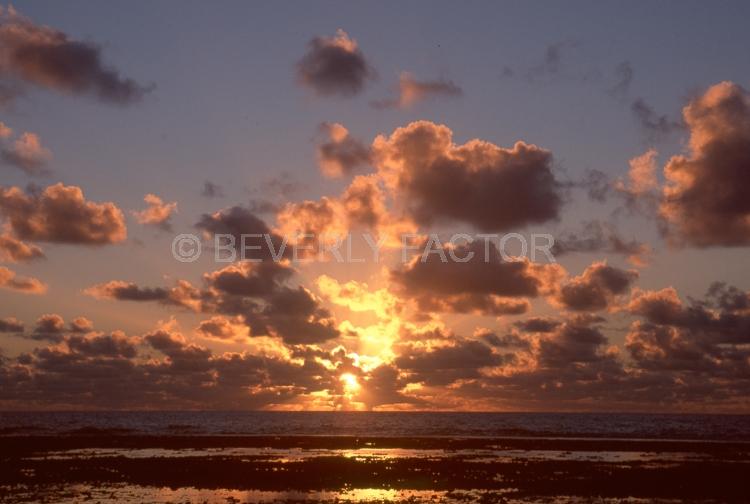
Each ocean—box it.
[2,410,749,439]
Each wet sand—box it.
[1,434,748,503]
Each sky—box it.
[1,1,750,411]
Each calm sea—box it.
[1,411,749,440]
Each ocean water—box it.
[2,411,749,440]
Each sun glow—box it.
[340,373,360,394]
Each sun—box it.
[340,373,360,394]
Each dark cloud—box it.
[660,81,750,246]
[553,220,651,266]
[296,29,375,97]
[201,181,224,199]
[0,183,127,245]
[524,40,576,82]
[608,60,633,99]
[87,281,169,302]
[0,7,151,104]
[316,122,371,177]
[626,284,750,389]
[359,363,424,409]
[0,316,23,332]
[395,339,504,386]
[0,323,342,409]
[555,261,638,312]
[204,261,293,298]
[195,205,289,261]
[88,261,339,346]
[514,317,561,333]
[578,168,611,203]
[372,121,563,232]
[85,279,201,311]
[67,331,137,359]
[391,240,562,316]
[631,98,683,140]
[30,313,65,341]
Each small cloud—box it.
[0,265,47,294]
[1,131,52,175]
[372,72,462,109]
[316,122,371,177]
[296,29,375,97]
[201,181,224,199]
[608,60,634,99]
[631,98,683,140]
[0,232,45,263]
[132,193,177,231]
[0,316,24,332]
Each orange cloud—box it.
[132,193,177,231]
[0,266,46,294]
[0,183,126,245]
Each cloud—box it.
[608,60,633,99]
[201,181,224,199]
[0,320,344,409]
[395,339,504,386]
[296,29,375,97]
[524,40,576,82]
[578,168,611,203]
[316,122,371,177]
[631,98,683,140]
[195,315,248,342]
[87,261,339,346]
[196,205,289,261]
[626,284,750,385]
[66,331,137,358]
[85,280,170,302]
[84,279,201,311]
[316,275,399,319]
[1,131,52,175]
[391,240,563,316]
[0,183,126,245]
[0,266,46,294]
[275,174,412,250]
[69,316,94,333]
[0,232,44,262]
[552,220,651,266]
[0,316,23,332]
[0,6,151,104]
[372,72,462,109]
[372,121,563,232]
[554,261,638,311]
[31,313,65,341]
[203,260,293,298]
[620,148,659,195]
[660,81,750,247]
[132,193,177,231]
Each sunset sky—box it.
[1,1,750,411]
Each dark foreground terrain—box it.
[0,434,748,503]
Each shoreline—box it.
[1,434,748,502]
